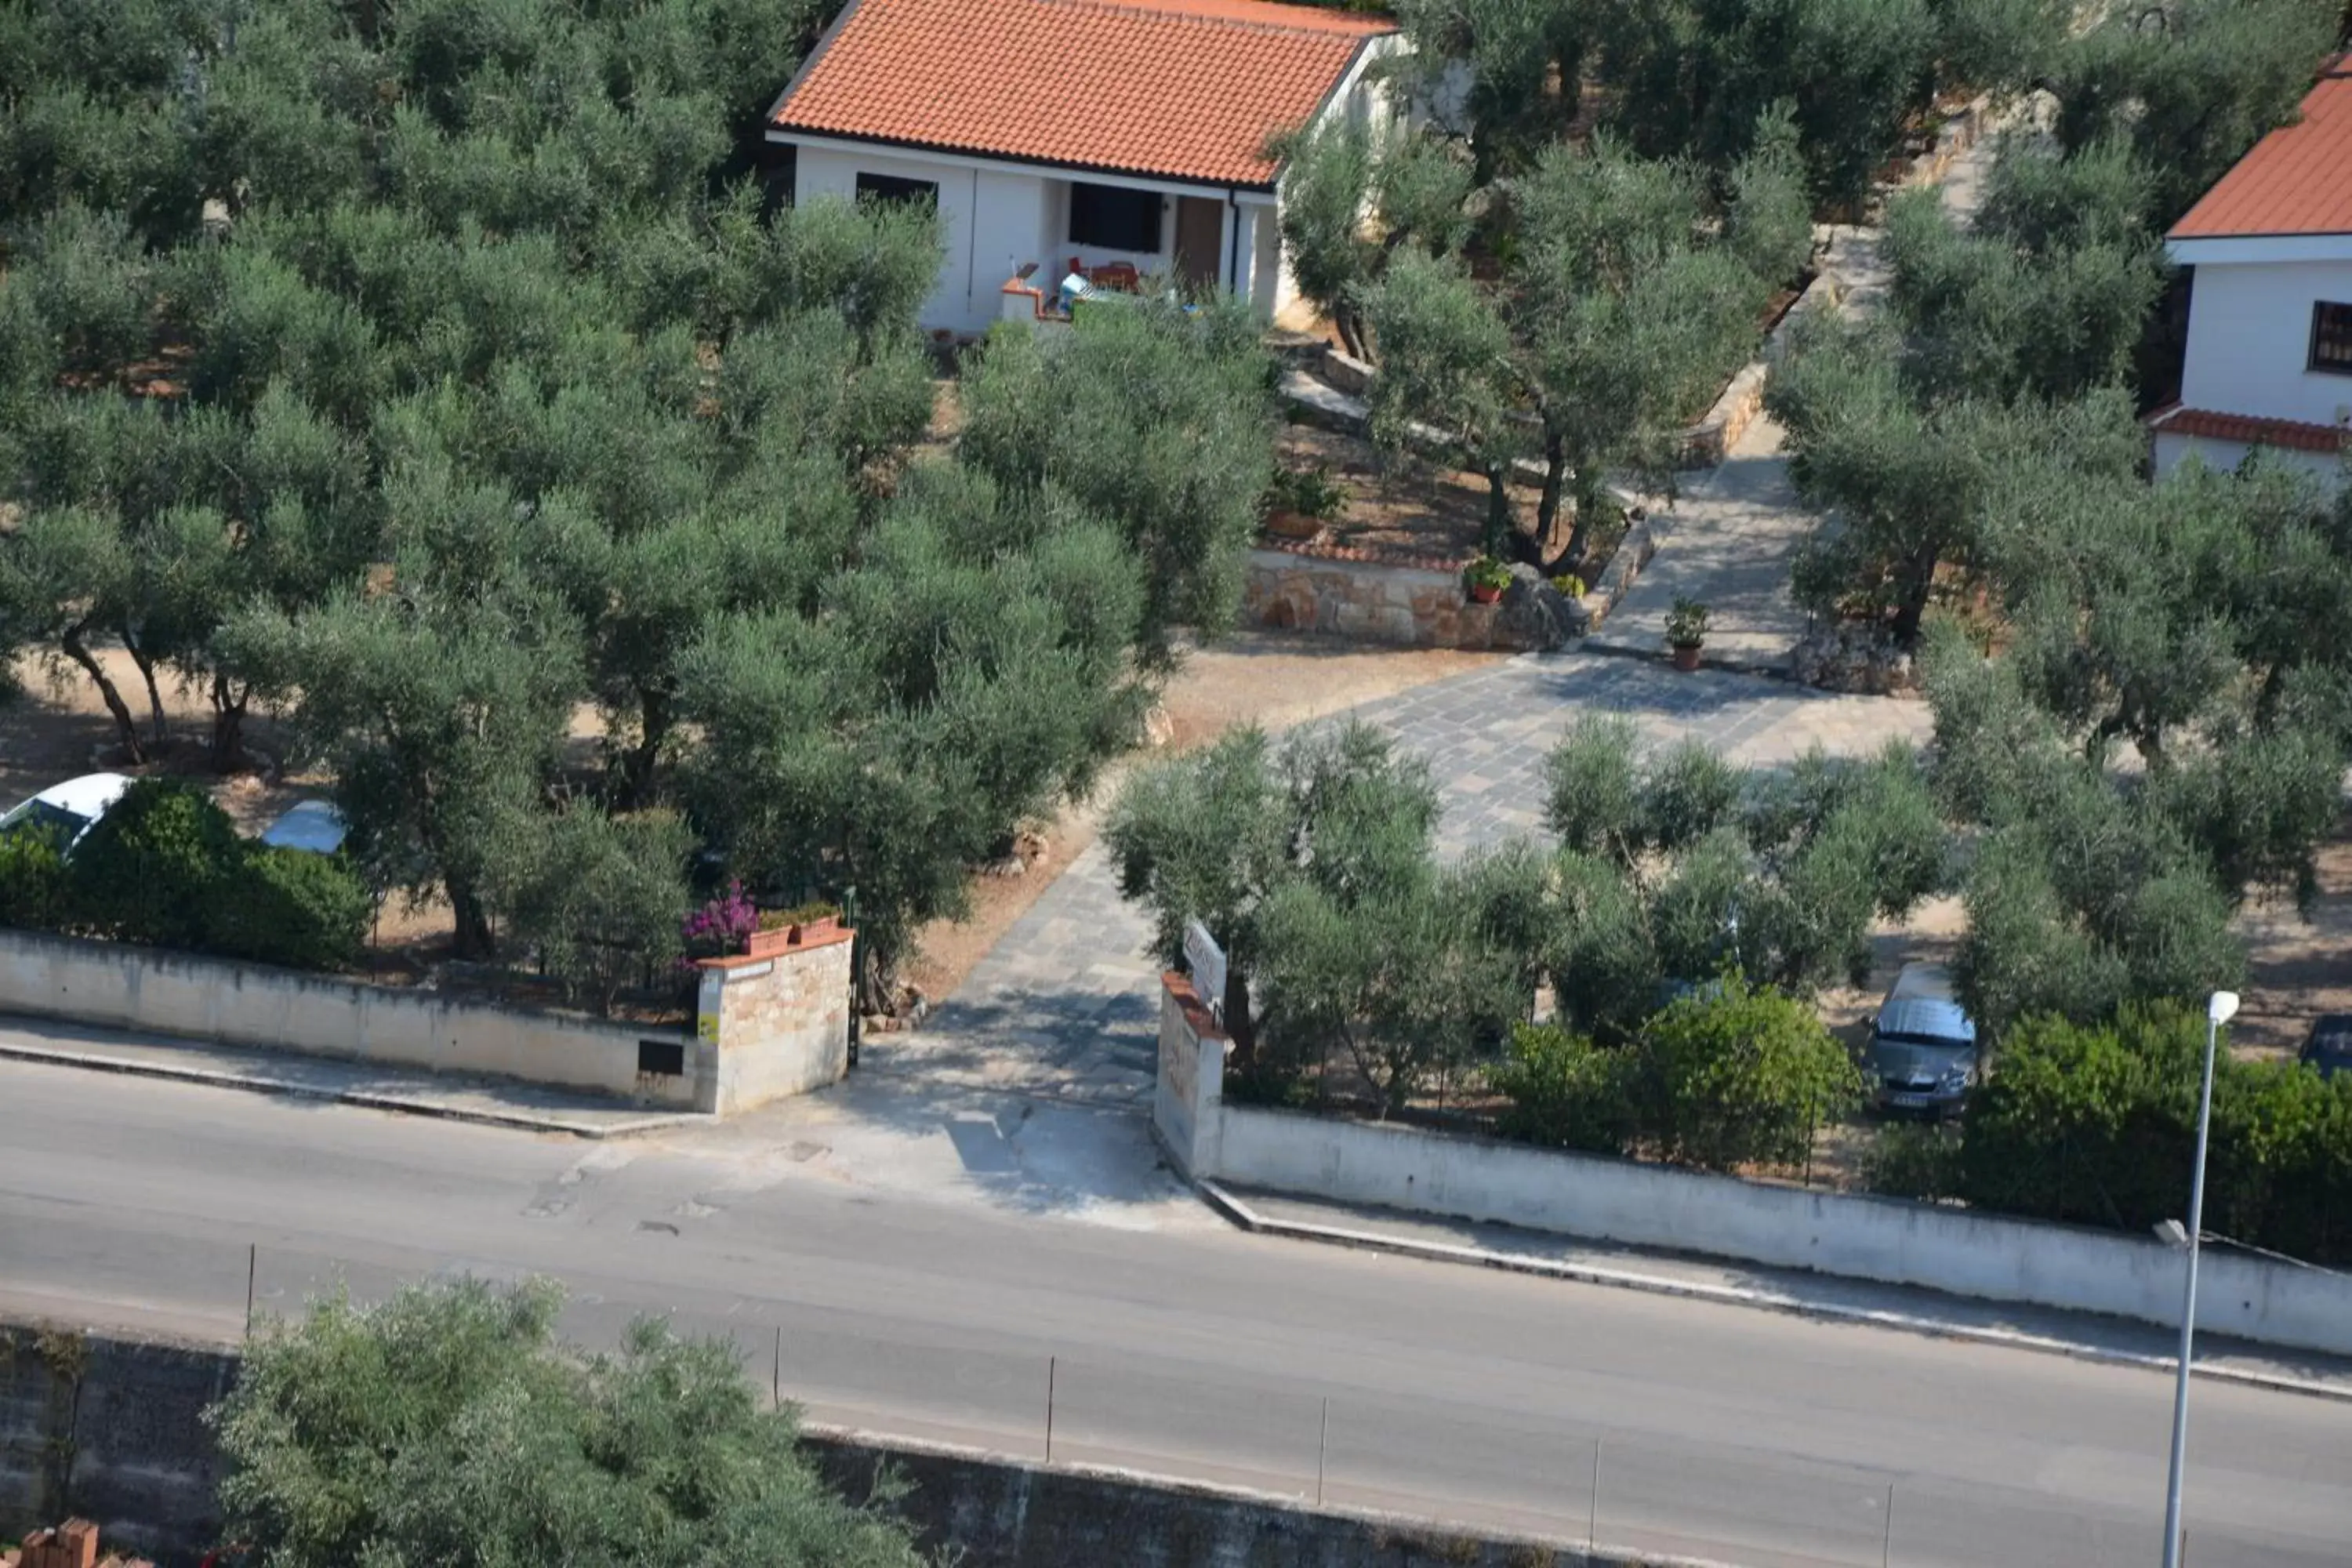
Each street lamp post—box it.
[2160,989,2238,1568]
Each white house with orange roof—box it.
[2154,56,2352,488]
[764,0,1405,336]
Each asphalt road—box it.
[5,1058,2350,1568]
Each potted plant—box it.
[1463,556,1512,605]
[1261,463,1348,540]
[1666,597,1710,670]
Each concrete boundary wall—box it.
[0,927,709,1109]
[1155,980,2352,1358]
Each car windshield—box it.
[1875,1031,1969,1051]
[2,800,86,838]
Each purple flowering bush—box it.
[679,880,756,968]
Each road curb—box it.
[0,1039,703,1140]
[1197,1180,2352,1406]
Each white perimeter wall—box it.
[0,927,710,1107]
[1152,980,2352,1358]
[2181,260,2352,426]
[1210,1106,2352,1358]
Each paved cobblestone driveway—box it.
[863,652,1933,1105]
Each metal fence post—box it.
[1589,1437,1602,1552]
[843,886,861,1069]
[1044,1356,1056,1465]
[1316,1398,1328,1506]
[244,1243,256,1338]
[1882,1482,1894,1568]
[772,1325,782,1411]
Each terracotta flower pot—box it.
[1467,582,1503,605]
[1671,643,1703,671]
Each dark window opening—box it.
[638,1038,685,1077]
[1069,182,1162,254]
[855,172,938,209]
[2311,302,2352,376]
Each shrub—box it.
[1628,973,1864,1173]
[215,847,371,971]
[0,824,71,930]
[1542,714,1642,862]
[503,807,695,1015]
[1265,463,1348,522]
[69,779,245,950]
[1490,1022,1630,1154]
[1958,1003,2352,1264]
[1956,1004,2199,1231]
[16,778,369,971]
[1864,1122,1965,1202]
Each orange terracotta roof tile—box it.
[770,0,1393,189]
[2148,403,2350,456]
[2172,56,2352,240]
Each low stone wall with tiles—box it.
[694,920,855,1113]
[1246,546,1519,650]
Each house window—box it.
[855,172,938,209]
[1069,183,1162,253]
[2311,302,2352,376]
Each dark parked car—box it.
[1865,963,1980,1117]
[2299,1015,2352,1080]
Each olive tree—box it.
[210,1278,927,1568]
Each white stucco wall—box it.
[794,145,1007,335]
[971,167,1053,322]
[1208,1103,2352,1359]
[0,927,711,1108]
[1153,982,2352,1358]
[2180,260,2352,426]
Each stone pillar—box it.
[1155,971,1228,1178]
[694,920,855,1114]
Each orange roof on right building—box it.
[2171,56,2352,240]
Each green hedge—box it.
[0,824,70,929]
[1,779,367,972]
[1491,975,1864,1174]
[1958,1004,2352,1265]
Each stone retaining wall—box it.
[1245,546,1492,648]
[2,1319,1627,1568]
[1244,546,1586,652]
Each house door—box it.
[1174,196,1224,293]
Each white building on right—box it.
[2154,56,2352,489]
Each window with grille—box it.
[2310,302,2352,375]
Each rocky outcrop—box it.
[1497,562,1590,651]
[1791,622,1918,695]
